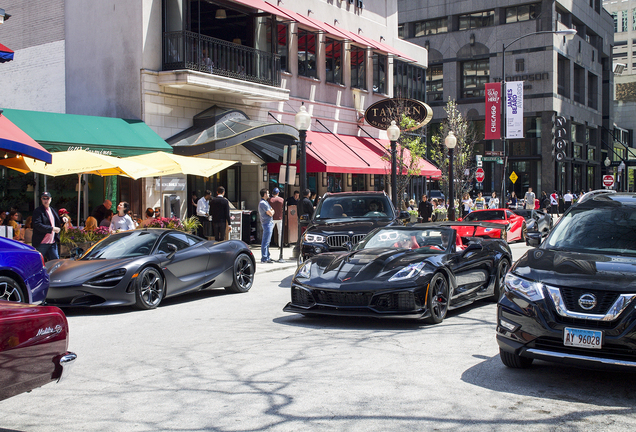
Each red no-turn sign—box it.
[603,175,615,188]
[475,168,485,183]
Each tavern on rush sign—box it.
[364,98,433,130]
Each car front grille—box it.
[371,292,417,311]
[327,234,367,248]
[531,337,636,362]
[327,235,351,248]
[559,287,620,315]
[313,290,373,306]
[291,286,315,307]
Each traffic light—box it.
[553,115,568,162]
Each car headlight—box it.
[47,261,63,275]
[296,262,311,279]
[388,262,426,282]
[504,273,544,302]
[304,232,325,243]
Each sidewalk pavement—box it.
[248,244,299,273]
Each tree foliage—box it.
[429,99,480,209]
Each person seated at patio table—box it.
[84,216,98,231]
[141,207,156,227]
[4,210,23,241]
[100,210,113,228]
[58,208,73,230]
[110,202,136,232]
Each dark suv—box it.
[497,191,636,370]
[299,191,407,264]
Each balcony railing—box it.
[163,31,281,87]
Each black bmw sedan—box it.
[497,191,636,370]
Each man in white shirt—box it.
[197,190,211,238]
[524,187,536,210]
[563,190,574,211]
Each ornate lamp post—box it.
[387,120,401,210]
[295,105,312,194]
[500,28,577,201]
[445,131,457,221]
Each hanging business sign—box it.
[505,81,524,139]
[364,98,433,131]
[484,83,501,140]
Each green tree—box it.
[430,99,480,212]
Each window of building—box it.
[573,64,585,104]
[623,10,629,32]
[588,72,598,110]
[352,174,365,191]
[612,12,618,33]
[298,28,318,78]
[414,18,448,36]
[459,10,495,30]
[325,38,343,85]
[393,61,426,101]
[398,24,405,39]
[277,24,288,72]
[587,166,595,189]
[426,63,443,101]
[574,144,582,159]
[557,55,570,98]
[461,58,489,98]
[505,4,541,23]
[587,146,596,160]
[515,59,525,72]
[350,46,366,89]
[373,53,387,94]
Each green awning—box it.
[1,108,173,157]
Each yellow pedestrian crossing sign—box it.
[510,171,518,184]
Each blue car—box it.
[0,237,49,304]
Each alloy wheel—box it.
[0,277,24,302]
[235,254,254,291]
[138,268,163,308]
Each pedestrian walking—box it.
[418,194,433,222]
[488,192,499,209]
[474,192,486,210]
[507,191,518,209]
[109,202,136,232]
[268,187,284,247]
[32,191,62,261]
[210,186,231,241]
[196,190,211,238]
[461,193,473,218]
[550,190,559,216]
[524,187,536,210]
[258,188,275,264]
[563,190,574,211]
[540,191,549,210]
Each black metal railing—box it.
[163,31,281,87]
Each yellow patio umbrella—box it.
[0,149,160,225]
[126,151,237,177]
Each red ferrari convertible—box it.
[458,209,527,243]
[0,301,76,401]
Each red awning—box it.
[267,131,441,177]
[0,114,52,163]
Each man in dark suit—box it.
[210,186,231,241]
[300,189,315,219]
[418,194,433,222]
[32,191,62,261]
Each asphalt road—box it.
[2,242,636,432]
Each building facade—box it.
[398,0,614,197]
[0,0,429,220]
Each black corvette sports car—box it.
[45,229,255,309]
[512,209,553,237]
[284,222,513,323]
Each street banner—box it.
[484,83,501,140]
[505,81,524,139]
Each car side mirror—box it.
[526,232,542,247]
[399,211,410,220]
[167,243,178,258]
[70,247,84,260]
[343,241,353,251]
[300,214,310,223]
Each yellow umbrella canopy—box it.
[0,149,159,179]
[126,151,237,177]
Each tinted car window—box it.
[546,206,636,254]
[357,228,453,251]
[464,210,505,221]
[315,196,394,220]
[82,231,160,260]
[157,233,191,254]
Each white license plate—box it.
[563,327,603,349]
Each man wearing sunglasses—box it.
[32,191,62,261]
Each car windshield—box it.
[545,206,636,255]
[82,230,161,260]
[314,195,394,220]
[464,210,506,221]
[356,228,453,251]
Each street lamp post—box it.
[387,120,401,210]
[445,131,457,221]
[294,105,312,259]
[619,161,626,192]
[500,29,577,202]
